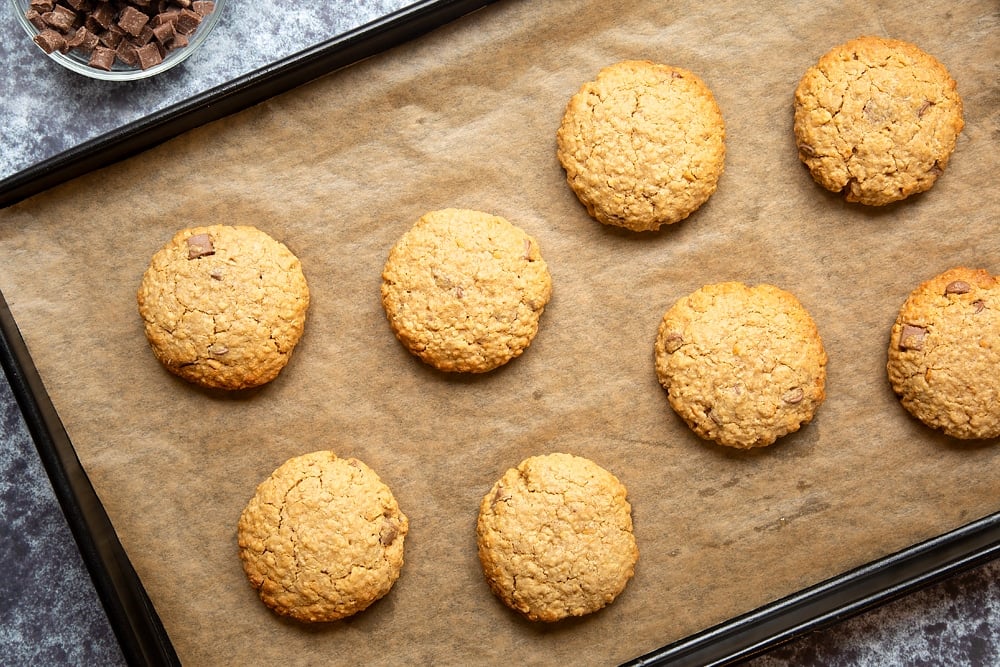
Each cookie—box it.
[556,59,726,231]
[793,36,964,206]
[137,225,309,390]
[237,451,409,622]
[654,282,827,449]
[476,452,638,622]
[380,208,552,373]
[887,267,999,440]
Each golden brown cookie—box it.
[237,451,409,622]
[793,36,964,206]
[556,59,726,231]
[476,452,638,622]
[887,267,999,440]
[654,282,828,449]
[137,225,309,390]
[380,209,552,373]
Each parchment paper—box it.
[1,1,997,664]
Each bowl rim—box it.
[9,0,226,81]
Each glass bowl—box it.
[10,0,226,81]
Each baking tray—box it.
[1,1,997,665]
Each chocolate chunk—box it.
[29,0,55,12]
[797,143,819,158]
[87,45,116,70]
[490,484,509,509]
[899,324,928,351]
[173,8,202,34]
[185,233,215,259]
[65,26,98,53]
[118,5,149,36]
[781,387,804,405]
[945,280,971,295]
[662,332,684,354]
[379,518,399,546]
[133,24,155,46]
[115,40,138,66]
[135,42,163,69]
[705,406,723,425]
[151,20,174,45]
[135,41,162,69]
[88,2,114,29]
[33,29,66,53]
[150,11,176,27]
[42,6,77,33]
[98,25,124,48]
[25,9,47,30]
[191,0,214,16]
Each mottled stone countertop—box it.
[0,1,996,665]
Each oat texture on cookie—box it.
[887,267,999,440]
[793,36,964,206]
[237,451,409,622]
[476,452,638,622]
[654,282,828,449]
[137,225,310,390]
[556,59,726,231]
[380,208,552,373]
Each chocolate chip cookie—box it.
[556,59,726,231]
[887,267,999,439]
[137,225,310,390]
[237,451,409,622]
[654,282,828,448]
[380,208,552,373]
[476,452,638,622]
[793,36,964,206]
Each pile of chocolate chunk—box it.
[24,0,216,72]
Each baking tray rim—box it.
[1,0,998,664]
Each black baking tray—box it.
[1,1,998,665]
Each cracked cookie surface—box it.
[793,36,964,206]
[137,225,309,390]
[556,59,726,231]
[654,282,827,449]
[237,450,409,622]
[887,267,999,440]
[381,208,552,373]
[476,452,638,622]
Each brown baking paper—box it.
[1,1,998,664]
